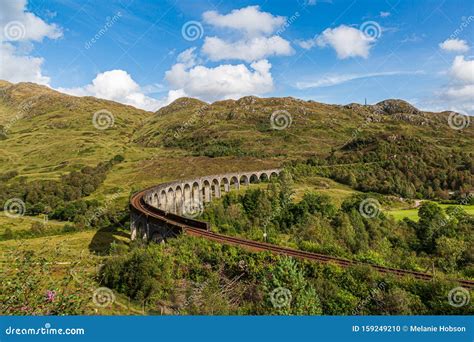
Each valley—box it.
[0,81,472,315]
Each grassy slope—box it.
[0,83,472,315]
[1,83,472,200]
[388,204,474,221]
[0,229,143,315]
[0,82,471,238]
[134,96,474,161]
[0,81,152,181]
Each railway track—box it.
[130,190,474,289]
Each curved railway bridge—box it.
[129,169,474,289]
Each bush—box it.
[62,223,77,233]
[30,222,46,236]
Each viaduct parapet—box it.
[130,169,281,241]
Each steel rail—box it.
[130,189,474,289]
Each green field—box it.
[1,81,473,316]
[387,204,474,221]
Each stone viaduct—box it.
[130,168,281,242]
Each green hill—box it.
[1,81,472,193]
[0,81,473,316]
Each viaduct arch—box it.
[130,169,281,242]
[128,169,474,288]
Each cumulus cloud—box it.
[439,39,469,53]
[0,43,50,84]
[0,0,62,42]
[200,6,292,62]
[434,55,474,115]
[202,35,293,62]
[0,0,62,85]
[177,47,198,68]
[380,11,391,18]
[58,70,167,111]
[299,25,376,59]
[202,6,285,37]
[165,59,273,102]
[445,84,473,102]
[450,55,474,83]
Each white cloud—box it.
[58,70,166,111]
[200,6,292,62]
[0,0,62,42]
[202,35,293,62]
[299,25,376,59]
[166,8,285,102]
[0,43,50,84]
[177,47,198,68]
[445,84,473,102]
[296,36,318,50]
[202,6,285,37]
[400,33,423,43]
[450,55,474,83]
[380,12,391,18]
[432,55,474,115]
[439,38,469,53]
[165,59,273,102]
[0,0,62,85]
[296,70,423,89]
[305,0,333,5]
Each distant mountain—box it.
[0,81,472,196]
[134,94,472,159]
[0,81,152,183]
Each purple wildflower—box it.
[45,290,56,302]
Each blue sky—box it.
[1,0,473,114]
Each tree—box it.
[263,257,322,315]
[435,236,466,272]
[416,202,446,253]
